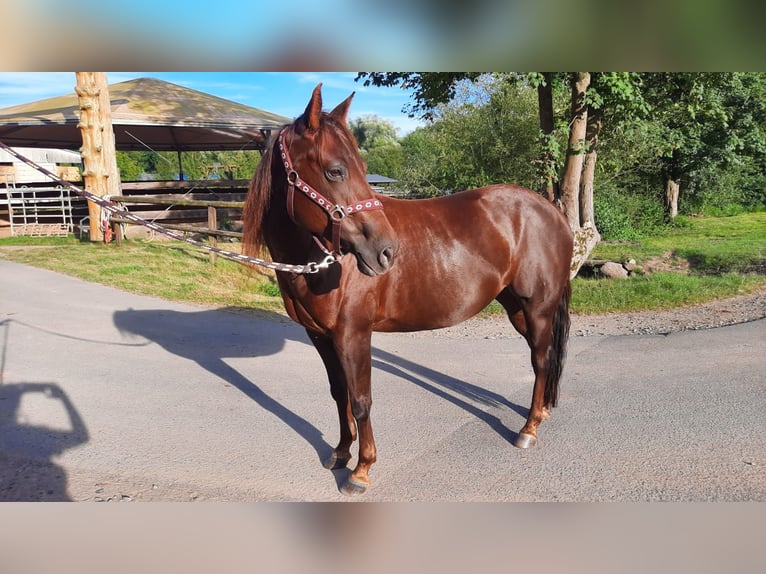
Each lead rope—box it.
[0,141,337,274]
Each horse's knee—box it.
[350,395,372,421]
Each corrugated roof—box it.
[0,146,81,164]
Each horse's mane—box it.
[241,128,282,258]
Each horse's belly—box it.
[373,275,500,333]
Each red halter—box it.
[278,128,384,256]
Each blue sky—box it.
[0,72,424,136]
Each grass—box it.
[590,212,766,274]
[568,211,766,315]
[570,272,763,314]
[1,212,765,317]
[0,238,286,314]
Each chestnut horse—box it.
[243,84,573,495]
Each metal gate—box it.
[2,176,74,236]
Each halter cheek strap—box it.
[278,128,383,255]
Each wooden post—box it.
[75,72,121,242]
[112,221,123,245]
[207,206,218,265]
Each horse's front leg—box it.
[333,325,376,496]
[306,330,356,470]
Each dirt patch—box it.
[639,250,691,274]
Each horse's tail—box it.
[544,280,571,408]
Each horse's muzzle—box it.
[354,243,396,276]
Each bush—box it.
[594,185,667,240]
[683,162,766,216]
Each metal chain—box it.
[0,141,337,274]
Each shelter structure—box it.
[0,77,291,152]
[366,173,399,196]
[0,77,292,239]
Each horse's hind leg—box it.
[514,311,555,448]
[306,330,356,470]
[496,289,562,447]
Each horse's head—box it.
[278,84,398,276]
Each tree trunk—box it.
[579,107,602,229]
[559,72,590,232]
[537,72,558,202]
[75,72,120,242]
[665,177,680,219]
[570,223,601,280]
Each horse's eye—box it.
[326,166,347,182]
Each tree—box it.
[580,73,648,226]
[534,72,559,202]
[115,151,142,180]
[559,72,590,231]
[349,114,399,150]
[114,149,263,181]
[358,72,593,218]
[395,77,540,194]
[359,72,607,275]
[349,114,403,178]
[639,73,766,218]
[357,73,484,121]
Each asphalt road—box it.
[1,258,764,501]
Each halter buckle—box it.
[330,205,348,222]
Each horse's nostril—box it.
[379,246,394,269]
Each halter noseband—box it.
[278,128,384,256]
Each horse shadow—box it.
[0,381,89,501]
[112,306,350,483]
[371,347,528,444]
[112,307,527,486]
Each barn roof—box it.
[0,77,291,152]
[366,173,397,184]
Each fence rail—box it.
[107,188,246,264]
[109,195,245,209]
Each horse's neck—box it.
[263,205,315,264]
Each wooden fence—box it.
[2,179,251,238]
[105,180,248,262]
[112,180,248,232]
[107,180,249,263]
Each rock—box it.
[599,261,629,279]
[624,259,638,272]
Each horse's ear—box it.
[301,83,323,132]
[329,92,355,127]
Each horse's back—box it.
[382,184,571,260]
[385,183,564,222]
[370,185,572,331]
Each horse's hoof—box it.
[514,433,538,449]
[323,453,350,470]
[340,478,368,496]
